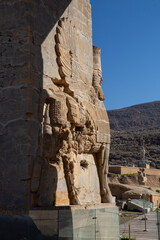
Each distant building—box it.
[138,161,150,169]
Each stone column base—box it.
[29,204,120,240]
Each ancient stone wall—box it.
[109,166,160,176]
[0,0,113,213]
[0,0,72,214]
[0,0,39,213]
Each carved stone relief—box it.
[31,16,114,206]
[93,46,105,101]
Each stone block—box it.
[30,205,120,240]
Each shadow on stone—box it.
[0,0,72,214]
[0,214,57,240]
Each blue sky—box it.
[91,0,160,110]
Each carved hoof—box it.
[70,198,81,205]
[69,192,81,205]
[101,192,115,204]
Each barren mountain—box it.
[108,101,160,168]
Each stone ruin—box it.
[0,1,121,239]
[138,168,147,185]
[0,0,114,214]
[32,14,114,208]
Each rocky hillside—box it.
[108,101,160,168]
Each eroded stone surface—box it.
[0,0,113,213]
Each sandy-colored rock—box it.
[138,168,147,185]
[0,0,113,213]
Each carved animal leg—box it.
[96,144,114,203]
[62,155,80,205]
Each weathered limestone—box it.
[0,1,120,239]
[93,46,105,101]
[0,0,114,214]
[32,1,113,206]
